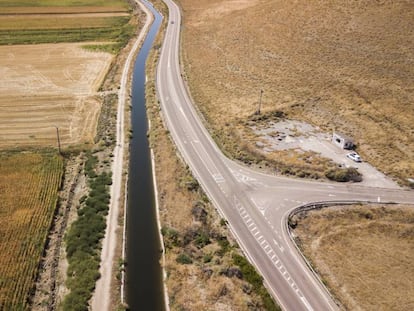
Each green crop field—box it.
[0,0,128,8]
[0,0,133,47]
[0,15,129,30]
[0,15,132,45]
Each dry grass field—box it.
[0,43,113,149]
[0,151,63,309]
[177,0,414,185]
[291,205,414,310]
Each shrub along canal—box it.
[126,1,164,310]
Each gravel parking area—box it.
[254,120,400,189]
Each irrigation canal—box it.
[126,1,164,310]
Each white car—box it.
[347,152,362,163]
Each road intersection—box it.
[156,0,414,309]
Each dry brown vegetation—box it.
[177,0,414,185]
[0,151,63,309]
[291,204,414,310]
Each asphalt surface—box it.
[157,0,414,310]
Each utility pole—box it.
[256,89,264,115]
[55,126,61,155]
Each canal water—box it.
[126,1,164,310]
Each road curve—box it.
[156,0,414,310]
[91,2,153,310]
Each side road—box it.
[91,2,153,310]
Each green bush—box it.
[325,167,362,182]
[203,253,213,263]
[232,253,281,311]
[161,226,180,248]
[63,168,111,310]
[180,175,199,191]
[216,236,231,256]
[232,254,263,290]
[176,253,193,265]
[84,154,98,178]
[194,230,210,248]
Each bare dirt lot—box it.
[178,0,414,186]
[0,43,113,148]
[291,204,414,311]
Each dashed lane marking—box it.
[234,194,314,311]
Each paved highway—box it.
[156,0,414,309]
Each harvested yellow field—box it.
[291,205,414,310]
[0,151,63,309]
[0,43,113,149]
[178,0,414,185]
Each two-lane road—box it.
[156,0,414,310]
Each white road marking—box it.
[273,239,285,252]
[212,173,225,183]
[300,296,314,311]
